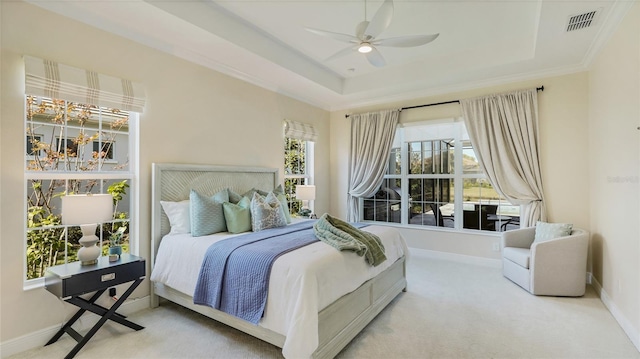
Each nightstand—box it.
[44,254,146,359]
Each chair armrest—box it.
[531,229,589,269]
[501,227,536,249]
[530,228,589,296]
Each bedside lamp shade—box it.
[62,194,113,265]
[296,185,316,218]
[62,194,113,225]
[295,185,316,201]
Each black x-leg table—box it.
[44,254,146,359]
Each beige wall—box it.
[329,3,640,346]
[2,0,639,353]
[330,72,591,259]
[0,2,329,343]
[588,2,640,345]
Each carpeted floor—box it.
[9,250,640,359]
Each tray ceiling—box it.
[26,0,634,110]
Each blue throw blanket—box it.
[193,221,318,324]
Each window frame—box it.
[360,118,516,232]
[23,95,139,289]
[284,137,315,215]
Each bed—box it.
[150,163,408,358]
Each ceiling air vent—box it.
[566,9,600,32]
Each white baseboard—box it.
[0,296,150,358]
[408,247,502,268]
[590,277,640,352]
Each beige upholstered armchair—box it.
[501,226,589,296]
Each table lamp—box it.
[62,194,113,265]
[296,185,316,218]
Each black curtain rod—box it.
[345,86,544,118]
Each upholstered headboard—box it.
[151,163,278,267]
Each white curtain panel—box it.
[460,88,546,227]
[24,56,146,112]
[347,109,400,222]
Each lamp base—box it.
[78,242,100,265]
[78,225,101,266]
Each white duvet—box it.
[150,222,407,358]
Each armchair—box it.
[501,226,589,296]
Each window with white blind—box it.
[283,120,316,216]
[24,57,144,285]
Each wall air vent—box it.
[566,9,600,32]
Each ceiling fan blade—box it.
[375,33,440,48]
[305,27,359,43]
[325,45,358,62]
[355,21,370,41]
[365,0,394,39]
[366,47,387,67]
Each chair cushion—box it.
[503,247,531,269]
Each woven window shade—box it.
[24,56,146,113]
[283,119,318,142]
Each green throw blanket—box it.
[313,213,387,267]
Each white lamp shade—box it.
[62,194,113,225]
[296,185,316,201]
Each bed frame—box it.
[150,163,407,358]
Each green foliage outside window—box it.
[25,96,131,280]
[284,137,307,215]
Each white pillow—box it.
[160,200,191,234]
[534,221,573,242]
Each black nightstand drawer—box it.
[45,254,145,299]
[64,260,144,297]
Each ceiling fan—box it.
[306,0,439,67]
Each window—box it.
[93,140,114,160]
[26,134,42,157]
[25,95,137,282]
[283,120,317,216]
[362,119,519,231]
[55,137,79,157]
[284,137,314,215]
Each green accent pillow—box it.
[227,189,243,204]
[223,197,252,234]
[534,221,573,242]
[242,188,259,198]
[250,192,287,231]
[277,193,292,224]
[256,189,269,196]
[243,185,284,199]
[190,189,229,237]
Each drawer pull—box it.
[101,273,116,282]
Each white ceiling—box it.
[27,0,634,111]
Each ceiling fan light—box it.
[358,43,373,53]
